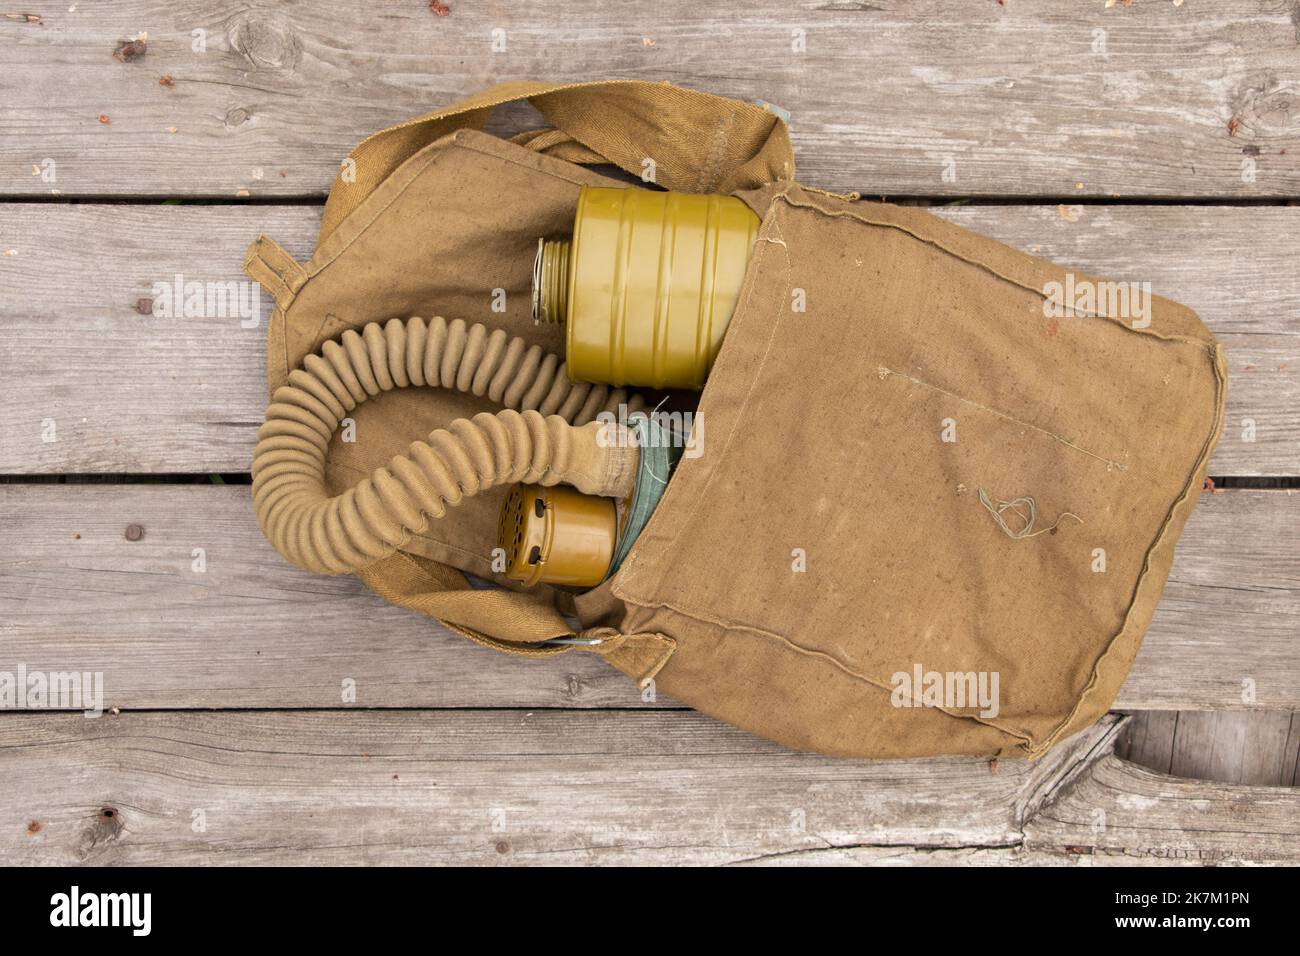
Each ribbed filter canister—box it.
[533,186,761,390]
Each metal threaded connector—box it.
[532,238,571,325]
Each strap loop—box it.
[243,235,307,311]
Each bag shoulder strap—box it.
[319,79,794,242]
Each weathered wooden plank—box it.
[1285,713,1300,786]
[2,1,1298,198]
[2,711,1293,865]
[0,483,645,711]
[0,205,310,475]
[1114,710,1179,775]
[1,203,1295,474]
[0,710,1100,865]
[1,485,1295,711]
[1025,754,1300,865]
[1117,709,1300,786]
[1167,710,1300,786]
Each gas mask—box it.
[252,186,758,590]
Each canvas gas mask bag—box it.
[245,80,1225,760]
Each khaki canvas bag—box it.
[245,80,1226,760]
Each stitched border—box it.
[614,188,795,588]
[304,130,607,283]
[610,185,1227,757]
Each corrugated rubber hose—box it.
[253,316,645,575]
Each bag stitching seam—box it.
[616,188,792,587]
[609,190,1033,745]
[614,185,1224,756]
[623,593,1036,746]
[307,133,604,284]
[1029,339,1227,756]
[778,190,1209,347]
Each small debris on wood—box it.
[4,12,42,23]
[988,758,999,773]
[98,114,110,124]
[642,37,656,46]
[3,249,17,256]
[429,0,451,15]
[1057,204,1082,222]
[1203,477,1221,495]
[113,37,147,62]
[235,188,250,197]
[1064,844,1094,854]
[1227,117,1240,137]
[26,820,41,835]
[110,706,120,716]
[134,297,153,315]
[166,126,178,133]
[124,523,144,541]
[158,74,174,88]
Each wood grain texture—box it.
[0,708,1092,865]
[1,711,1293,865]
[2,1,1298,198]
[1,484,1296,711]
[1025,753,1300,865]
[1115,710,1181,774]
[1117,709,1300,785]
[1285,712,1300,785]
[1,203,1296,474]
[1167,710,1300,785]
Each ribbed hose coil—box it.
[252,315,645,575]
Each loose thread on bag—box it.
[978,488,1082,539]
[647,406,671,487]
